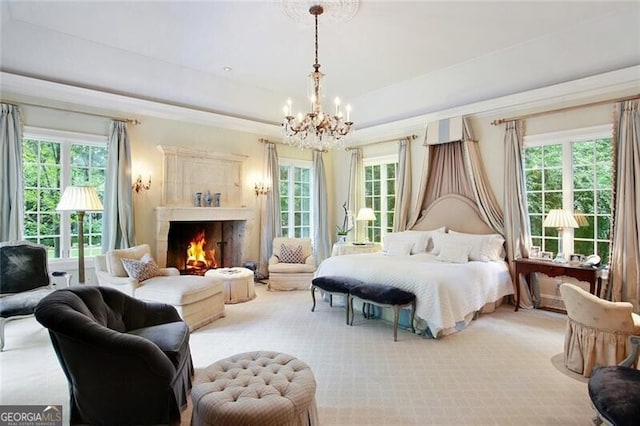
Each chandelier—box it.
[282,4,353,150]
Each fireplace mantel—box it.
[156,206,254,222]
[155,207,255,267]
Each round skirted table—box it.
[204,267,256,304]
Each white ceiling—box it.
[1,1,639,130]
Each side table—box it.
[331,242,381,256]
[513,258,600,312]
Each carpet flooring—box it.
[0,283,593,425]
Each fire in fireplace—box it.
[166,220,244,275]
[185,229,217,273]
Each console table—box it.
[513,258,601,312]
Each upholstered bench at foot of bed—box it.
[311,276,364,324]
[349,284,416,341]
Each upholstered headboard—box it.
[411,194,495,234]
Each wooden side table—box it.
[513,258,601,312]
[331,243,381,256]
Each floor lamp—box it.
[542,209,578,263]
[356,208,376,244]
[56,186,104,284]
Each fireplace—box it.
[154,145,257,269]
[167,220,245,274]
[156,206,255,269]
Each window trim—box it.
[23,126,108,266]
[524,123,613,257]
[278,157,314,239]
[363,154,398,243]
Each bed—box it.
[315,194,514,338]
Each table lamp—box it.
[56,186,104,283]
[542,209,578,263]
[356,207,376,244]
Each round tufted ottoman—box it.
[205,267,256,304]
[191,351,319,426]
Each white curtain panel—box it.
[102,121,135,250]
[503,120,534,308]
[609,100,640,309]
[0,103,24,241]
[393,137,412,232]
[313,150,330,263]
[259,142,281,278]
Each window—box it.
[363,156,397,243]
[524,125,612,263]
[23,128,107,260]
[279,160,313,238]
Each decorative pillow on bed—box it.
[432,233,486,261]
[383,227,445,254]
[402,227,446,252]
[121,253,163,282]
[436,243,472,263]
[385,240,414,256]
[449,231,506,261]
[279,244,305,263]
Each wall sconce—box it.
[132,174,151,193]
[254,181,270,196]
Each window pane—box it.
[543,145,562,167]
[574,240,592,256]
[573,165,594,190]
[596,190,611,214]
[572,140,594,166]
[574,191,594,214]
[544,168,562,191]
[524,146,543,169]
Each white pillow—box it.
[436,243,472,263]
[386,240,414,256]
[449,231,506,261]
[383,227,446,254]
[382,233,415,254]
[432,233,485,261]
[402,227,446,252]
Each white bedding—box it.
[315,252,514,337]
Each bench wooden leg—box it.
[393,306,400,342]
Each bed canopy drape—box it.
[409,117,503,235]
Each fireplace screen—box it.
[166,220,244,274]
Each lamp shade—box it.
[542,209,578,229]
[56,186,104,212]
[356,207,376,222]
[574,210,589,227]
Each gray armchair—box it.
[35,286,193,425]
[0,241,69,351]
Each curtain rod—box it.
[490,94,640,126]
[2,100,142,125]
[345,134,418,150]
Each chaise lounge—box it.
[95,244,225,331]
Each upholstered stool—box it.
[349,283,416,341]
[191,351,319,426]
[205,267,256,304]
[311,276,363,324]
